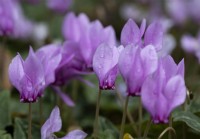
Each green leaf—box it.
[0,91,11,129]
[173,111,200,133]
[99,129,116,139]
[98,116,119,138]
[14,118,26,139]
[14,118,41,139]
[0,130,12,139]
[1,134,12,139]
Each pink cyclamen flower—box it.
[120,18,163,51]
[8,47,45,102]
[93,43,124,90]
[141,55,186,123]
[41,106,87,139]
[118,44,158,96]
[47,0,73,13]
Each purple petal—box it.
[24,47,45,86]
[118,45,136,80]
[62,12,90,42]
[144,21,163,51]
[36,44,62,85]
[140,45,158,76]
[79,20,105,67]
[161,55,177,80]
[93,43,119,87]
[61,130,87,139]
[103,26,117,46]
[8,54,24,91]
[140,18,146,37]
[164,75,186,114]
[119,45,144,95]
[41,106,62,139]
[141,76,169,124]
[62,12,80,41]
[141,77,157,118]
[177,59,185,78]
[120,19,141,46]
[52,86,75,107]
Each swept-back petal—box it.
[144,21,163,51]
[177,59,185,78]
[36,44,62,85]
[161,55,177,80]
[118,45,137,80]
[140,45,158,76]
[24,47,45,86]
[41,106,62,139]
[62,12,80,41]
[164,75,186,114]
[103,26,117,46]
[141,77,157,117]
[120,19,141,46]
[8,54,24,91]
[61,130,87,139]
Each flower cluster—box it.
[8,13,187,139]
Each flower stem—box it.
[119,95,129,139]
[93,89,102,138]
[143,119,152,139]
[168,116,172,139]
[158,127,176,139]
[39,99,43,126]
[116,91,138,136]
[139,97,143,137]
[28,103,32,139]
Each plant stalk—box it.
[139,97,143,137]
[168,116,172,139]
[28,103,32,139]
[39,99,43,126]
[119,95,130,139]
[93,89,102,138]
[116,91,138,136]
[143,119,152,139]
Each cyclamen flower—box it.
[93,43,124,90]
[120,18,163,51]
[118,44,158,96]
[41,106,87,139]
[141,56,186,123]
[8,47,45,102]
[47,0,73,13]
